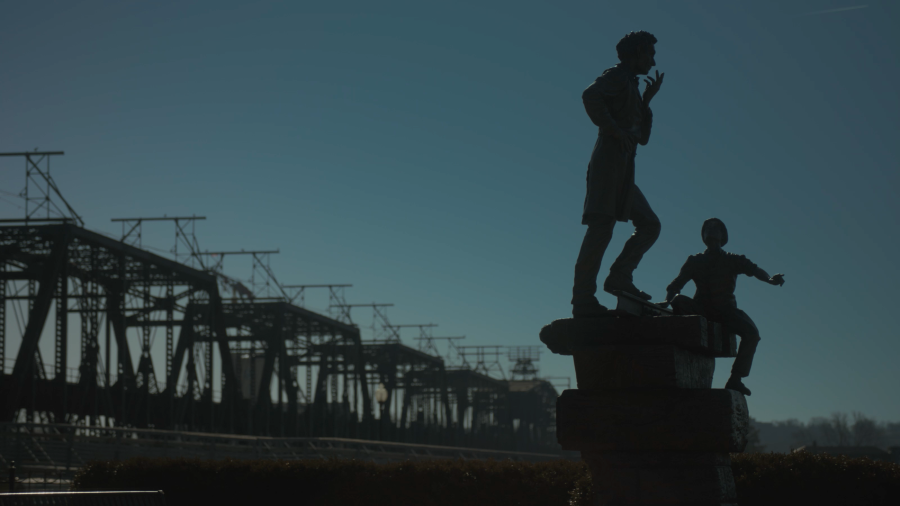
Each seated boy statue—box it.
[662,218,784,396]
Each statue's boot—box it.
[725,376,752,396]
[572,302,609,318]
[603,270,652,301]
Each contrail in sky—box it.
[801,5,868,16]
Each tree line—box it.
[746,412,900,453]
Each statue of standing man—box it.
[572,31,665,318]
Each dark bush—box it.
[732,452,900,506]
[73,452,900,506]
[73,457,588,506]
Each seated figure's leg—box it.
[719,308,761,378]
[572,215,616,306]
[670,294,703,316]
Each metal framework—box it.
[0,151,81,227]
[0,223,560,452]
[458,345,506,379]
[111,216,206,267]
[508,346,542,380]
[414,335,464,364]
[0,148,559,454]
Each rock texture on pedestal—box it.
[584,452,737,505]
[544,313,749,506]
[557,388,749,452]
[574,345,714,389]
[540,315,737,357]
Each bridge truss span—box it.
[0,223,561,453]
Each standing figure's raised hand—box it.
[642,70,665,106]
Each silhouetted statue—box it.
[662,218,785,396]
[572,30,665,318]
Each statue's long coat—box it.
[581,64,653,224]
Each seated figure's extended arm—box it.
[664,260,694,302]
[736,254,784,286]
[753,267,785,286]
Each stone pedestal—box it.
[583,452,736,506]
[541,315,749,506]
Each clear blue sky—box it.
[1,1,898,423]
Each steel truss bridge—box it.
[0,223,560,456]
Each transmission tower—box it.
[414,335,465,364]
[282,284,351,314]
[194,250,285,300]
[384,323,436,346]
[110,216,206,267]
[0,150,82,226]
[507,346,541,380]
[458,345,505,379]
[330,303,394,337]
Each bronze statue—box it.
[572,30,665,318]
[662,218,785,396]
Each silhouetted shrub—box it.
[73,457,587,506]
[732,451,900,506]
[73,452,900,506]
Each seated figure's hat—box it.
[702,218,728,246]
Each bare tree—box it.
[789,418,816,448]
[805,412,851,446]
[831,412,852,445]
[745,418,767,453]
[885,422,900,447]
[766,413,894,451]
[851,411,886,446]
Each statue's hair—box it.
[616,31,658,63]
[701,218,728,247]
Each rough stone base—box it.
[583,451,737,505]
[539,316,737,357]
[574,345,714,389]
[558,389,749,452]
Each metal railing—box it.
[0,490,166,505]
[2,463,71,493]
[0,422,571,479]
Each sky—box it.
[1,0,898,423]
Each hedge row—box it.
[74,458,588,506]
[733,452,900,505]
[73,452,900,506]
